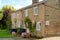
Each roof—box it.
[10,1,44,13]
[17,1,44,11]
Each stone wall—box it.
[21,4,45,37]
[45,5,60,36]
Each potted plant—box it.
[11,28,17,36]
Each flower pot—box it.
[19,28,26,35]
[11,28,17,35]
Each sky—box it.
[0,0,43,10]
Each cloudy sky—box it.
[0,0,43,10]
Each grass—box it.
[0,29,12,38]
[0,29,21,38]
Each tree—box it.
[2,5,16,11]
[2,5,16,20]
[0,5,16,29]
[0,11,3,20]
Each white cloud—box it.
[22,0,32,7]
[0,1,2,5]
[26,0,32,4]
[11,0,16,4]
[14,0,43,10]
[0,1,3,10]
[14,5,23,10]
[14,0,32,10]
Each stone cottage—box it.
[11,0,60,37]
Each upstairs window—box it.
[25,9,28,17]
[34,7,38,15]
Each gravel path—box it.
[0,38,38,40]
[0,36,60,40]
[40,36,60,40]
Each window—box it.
[36,22,41,31]
[23,24,26,29]
[16,21,20,28]
[46,21,50,25]
[34,7,38,15]
[25,9,28,17]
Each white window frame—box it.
[46,20,50,25]
[36,22,41,31]
[34,7,38,15]
[25,9,28,17]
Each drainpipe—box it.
[41,1,47,37]
[43,0,48,37]
[44,3,46,37]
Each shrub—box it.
[24,17,36,32]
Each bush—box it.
[24,17,36,32]
[0,14,11,29]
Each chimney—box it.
[32,0,39,4]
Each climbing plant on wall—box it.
[24,17,36,32]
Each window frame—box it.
[34,7,38,15]
[25,9,28,17]
[45,20,50,25]
[36,22,41,31]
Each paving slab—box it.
[40,36,60,40]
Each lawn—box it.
[0,29,12,38]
